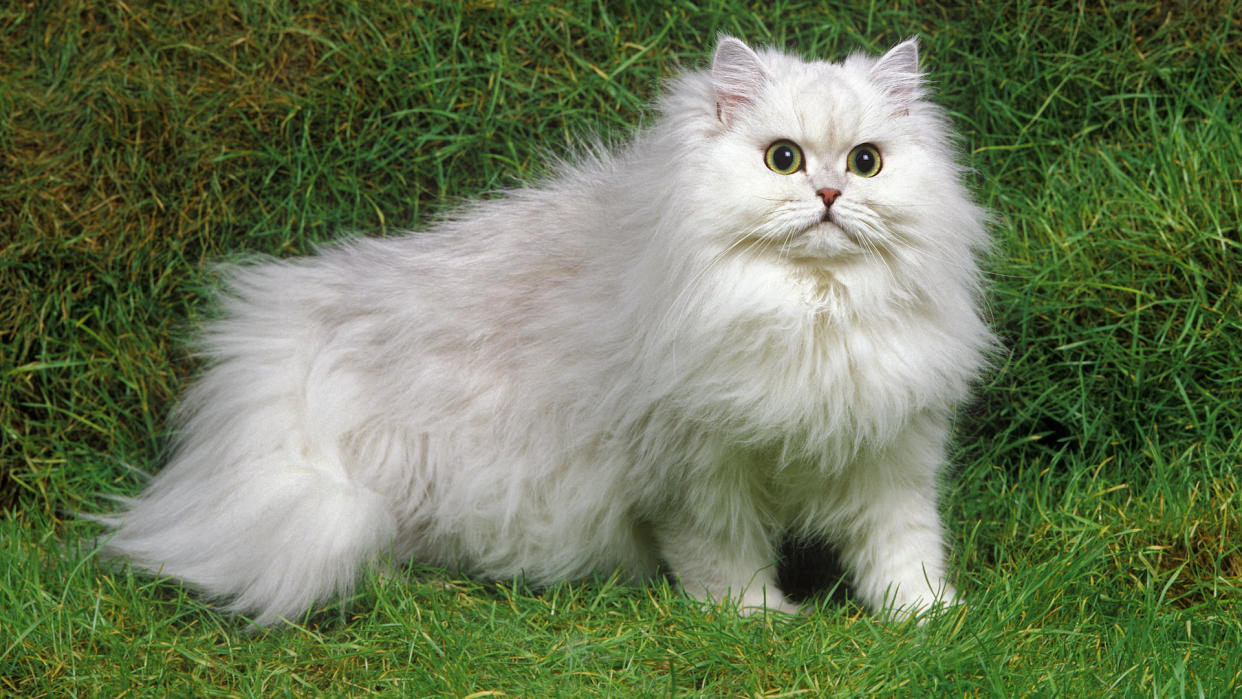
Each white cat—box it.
[96,36,994,625]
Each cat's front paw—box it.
[680,580,801,617]
[735,587,802,618]
[885,581,959,623]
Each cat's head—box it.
[666,36,985,294]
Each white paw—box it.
[682,582,801,617]
[886,581,959,622]
[736,588,801,617]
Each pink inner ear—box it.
[712,37,766,123]
[876,40,919,76]
[870,39,923,106]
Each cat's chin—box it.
[783,222,865,261]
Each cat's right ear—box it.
[711,36,765,126]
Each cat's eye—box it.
[764,140,804,175]
[847,143,882,177]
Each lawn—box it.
[2,0,1240,695]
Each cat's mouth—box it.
[815,213,861,247]
[772,218,865,263]
[746,207,866,261]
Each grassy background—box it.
[3,0,1240,695]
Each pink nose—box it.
[817,188,841,206]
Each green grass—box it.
[3,0,1241,695]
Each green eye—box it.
[847,143,882,177]
[764,140,804,175]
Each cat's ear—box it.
[870,38,924,113]
[711,36,766,125]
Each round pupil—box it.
[773,146,795,170]
[854,149,874,172]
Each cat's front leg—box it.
[833,417,959,621]
[654,518,800,616]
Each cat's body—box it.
[98,37,994,625]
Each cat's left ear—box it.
[870,38,925,113]
[711,36,766,126]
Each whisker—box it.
[651,213,776,342]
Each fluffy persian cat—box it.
[97,36,993,625]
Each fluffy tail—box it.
[93,288,398,623]
[94,449,396,625]
[91,259,410,624]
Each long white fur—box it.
[96,37,994,625]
